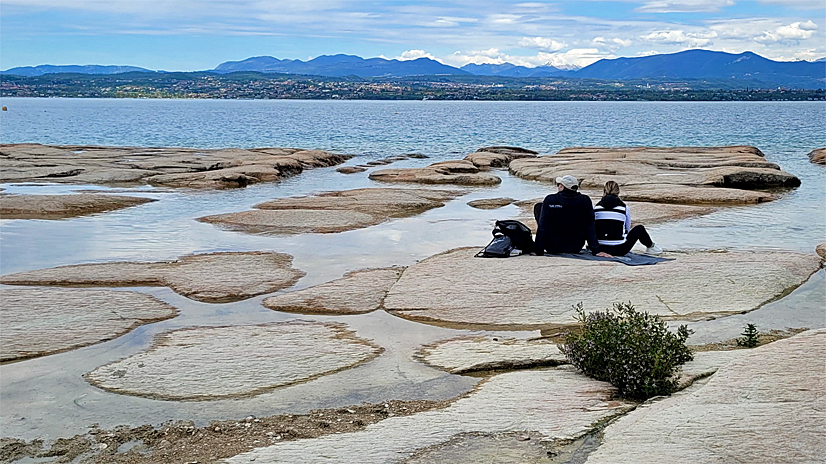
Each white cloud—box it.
[440,47,610,69]
[397,50,436,61]
[641,29,718,47]
[637,0,735,13]
[592,36,633,51]
[518,37,567,52]
[756,20,818,42]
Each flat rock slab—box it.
[84,321,383,401]
[0,252,305,303]
[416,336,566,374]
[584,329,826,464]
[384,248,820,330]
[467,198,515,209]
[1,288,177,362]
[464,146,539,169]
[509,146,799,205]
[370,160,502,185]
[0,193,156,219]
[0,143,350,189]
[224,367,634,463]
[809,147,825,165]
[198,188,465,234]
[263,267,404,315]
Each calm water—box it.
[0,98,824,439]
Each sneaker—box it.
[645,244,663,255]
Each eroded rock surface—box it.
[384,248,820,329]
[224,367,634,463]
[1,288,177,362]
[417,336,566,374]
[0,252,304,303]
[509,146,799,205]
[0,144,350,189]
[464,146,539,169]
[369,160,501,185]
[817,243,826,263]
[0,193,156,219]
[198,188,465,234]
[584,329,826,464]
[467,198,515,209]
[808,147,826,165]
[263,267,404,315]
[85,321,383,401]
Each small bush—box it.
[736,323,760,348]
[563,302,694,401]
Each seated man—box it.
[532,175,612,257]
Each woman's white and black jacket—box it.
[594,194,631,246]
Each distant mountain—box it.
[461,63,570,77]
[1,65,153,76]
[573,49,825,89]
[213,54,468,77]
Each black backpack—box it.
[476,220,534,258]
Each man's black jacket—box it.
[533,188,601,255]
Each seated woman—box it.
[594,181,662,256]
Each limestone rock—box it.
[84,321,383,401]
[198,188,465,234]
[0,288,177,362]
[467,198,515,209]
[0,193,156,219]
[0,252,304,303]
[384,248,820,330]
[263,267,404,315]
[416,336,566,374]
[370,160,501,185]
[337,166,368,174]
[223,367,634,463]
[817,243,826,262]
[808,147,825,165]
[0,143,350,189]
[584,329,826,464]
[509,146,799,205]
[465,146,538,168]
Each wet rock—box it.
[584,329,826,464]
[0,193,156,219]
[467,198,515,209]
[0,288,177,362]
[336,166,368,174]
[0,252,304,303]
[416,336,566,374]
[384,248,820,330]
[369,160,501,185]
[816,243,825,263]
[0,144,350,189]
[85,321,383,401]
[224,367,634,463]
[509,146,799,205]
[198,188,465,234]
[808,147,825,165]
[465,146,539,169]
[263,267,404,315]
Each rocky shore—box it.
[1,143,822,464]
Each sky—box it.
[1,0,824,71]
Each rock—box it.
[467,198,515,209]
[0,144,350,189]
[465,146,539,168]
[336,166,368,174]
[384,248,820,330]
[817,243,826,262]
[405,432,549,463]
[509,146,799,205]
[370,160,501,186]
[224,367,634,463]
[416,336,566,374]
[0,288,177,362]
[405,153,429,159]
[84,321,383,401]
[0,252,304,303]
[262,267,404,315]
[584,329,826,464]
[198,188,466,235]
[0,193,156,219]
[808,147,825,165]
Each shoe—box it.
[645,244,663,255]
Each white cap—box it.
[556,175,579,190]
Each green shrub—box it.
[736,323,760,348]
[563,302,694,400]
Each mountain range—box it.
[3,50,824,89]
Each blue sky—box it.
[1,0,823,71]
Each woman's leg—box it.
[600,226,653,256]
